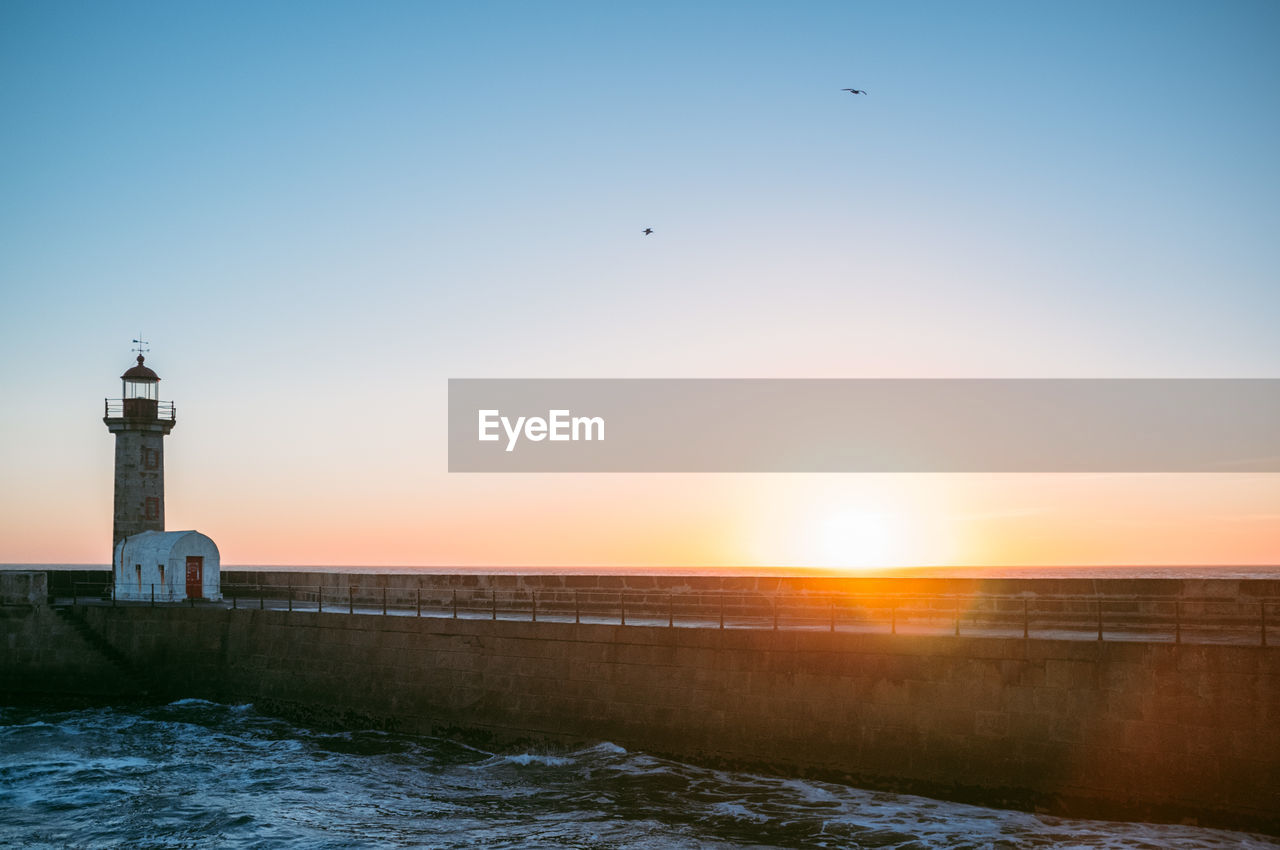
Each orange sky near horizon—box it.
[205,474,1280,569]
[5,452,1277,567]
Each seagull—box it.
[841,88,868,95]
[642,228,653,235]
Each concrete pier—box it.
[4,571,1278,833]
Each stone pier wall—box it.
[63,604,1280,833]
[6,570,1278,833]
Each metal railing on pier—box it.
[209,583,1278,647]
[70,582,199,607]
[63,581,1279,647]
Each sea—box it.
[1,700,1277,850]
[6,564,1279,848]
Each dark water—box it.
[0,702,1275,849]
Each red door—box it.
[186,556,204,599]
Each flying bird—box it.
[642,228,653,235]
[841,88,868,95]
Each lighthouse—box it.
[103,348,176,549]
[104,345,219,602]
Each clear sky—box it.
[2,1,1278,567]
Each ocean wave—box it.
[1,701,1275,850]
[502,752,575,767]
[708,801,772,824]
[167,697,221,707]
[0,719,53,730]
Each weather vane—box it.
[131,335,150,358]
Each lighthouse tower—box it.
[103,346,176,551]
[103,345,220,603]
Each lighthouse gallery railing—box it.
[103,399,176,420]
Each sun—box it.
[739,481,959,570]
[810,509,907,569]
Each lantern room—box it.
[120,355,160,418]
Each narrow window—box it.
[135,564,142,589]
[158,564,165,585]
[141,447,159,470]
[145,497,160,520]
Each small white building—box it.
[113,530,221,602]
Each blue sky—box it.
[5,0,1279,378]
[1,1,1278,565]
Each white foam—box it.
[504,753,573,767]
[708,801,769,823]
[4,720,53,729]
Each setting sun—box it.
[810,508,905,568]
